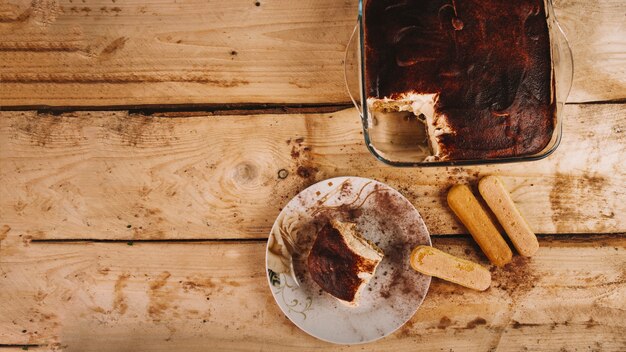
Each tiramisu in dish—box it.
[364,0,555,161]
[307,220,384,307]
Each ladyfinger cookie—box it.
[410,246,491,291]
[479,176,539,257]
[447,184,513,267]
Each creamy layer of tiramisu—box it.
[364,0,555,161]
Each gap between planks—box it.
[23,232,626,245]
[0,101,623,116]
[0,103,354,116]
[0,345,42,349]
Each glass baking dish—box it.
[345,0,573,167]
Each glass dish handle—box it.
[551,5,574,105]
[344,22,362,117]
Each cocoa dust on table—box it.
[296,166,318,179]
[491,256,538,297]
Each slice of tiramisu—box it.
[307,220,384,307]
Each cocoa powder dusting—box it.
[491,256,538,297]
[296,166,318,179]
[437,316,453,329]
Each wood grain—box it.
[1,105,624,240]
[0,0,623,107]
[0,235,624,351]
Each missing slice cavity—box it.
[367,93,454,161]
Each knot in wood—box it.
[233,162,259,184]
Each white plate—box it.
[265,177,431,344]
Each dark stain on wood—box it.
[181,278,215,292]
[0,3,32,22]
[90,306,106,314]
[180,275,224,304]
[222,279,241,287]
[396,316,417,337]
[97,6,120,13]
[0,225,10,241]
[107,115,152,147]
[22,234,33,246]
[0,74,251,85]
[0,42,83,52]
[287,136,319,181]
[291,146,300,158]
[34,290,48,302]
[466,317,487,329]
[511,320,542,329]
[11,114,63,146]
[437,316,452,329]
[148,271,173,321]
[113,273,130,314]
[100,37,128,57]
[125,203,167,238]
[296,165,318,179]
[586,317,598,329]
[549,173,610,232]
[289,79,313,89]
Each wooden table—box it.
[0,0,624,351]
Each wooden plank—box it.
[0,0,356,107]
[0,236,624,351]
[0,0,623,107]
[553,0,626,103]
[1,105,624,240]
